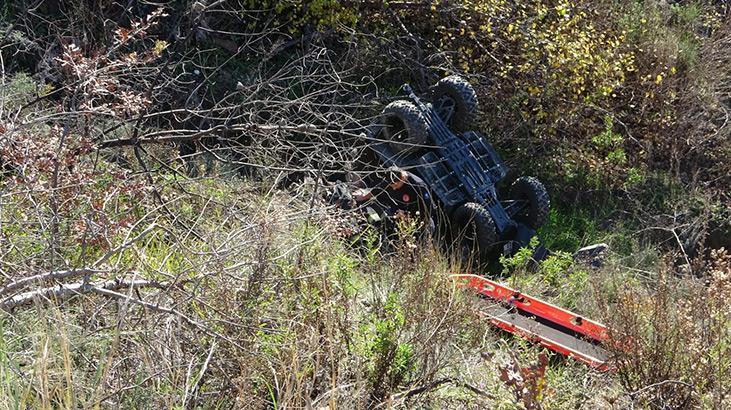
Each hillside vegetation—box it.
[0,1,729,408]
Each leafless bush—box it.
[600,249,731,409]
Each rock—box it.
[573,243,609,268]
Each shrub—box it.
[241,0,357,34]
[600,249,731,408]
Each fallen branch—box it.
[97,123,330,149]
[0,268,103,298]
[0,224,158,298]
[0,279,164,311]
[2,278,248,352]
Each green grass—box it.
[538,207,604,252]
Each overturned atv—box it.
[368,76,550,260]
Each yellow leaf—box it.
[153,40,168,56]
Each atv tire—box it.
[452,202,497,259]
[431,76,478,132]
[510,177,550,229]
[381,100,429,154]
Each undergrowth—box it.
[0,0,729,408]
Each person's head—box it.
[387,166,408,189]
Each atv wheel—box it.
[431,76,478,132]
[381,100,429,154]
[452,202,497,259]
[510,177,550,229]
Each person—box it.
[377,166,430,215]
[353,166,434,235]
[327,166,434,238]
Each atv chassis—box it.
[369,82,547,258]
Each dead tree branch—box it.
[0,278,164,310]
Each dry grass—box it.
[595,250,731,409]
[0,175,492,408]
[0,172,639,409]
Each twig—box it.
[0,223,158,298]
[91,286,248,352]
[94,223,158,267]
[670,227,692,272]
[96,123,352,149]
[627,379,695,399]
[183,341,217,409]
[310,383,359,408]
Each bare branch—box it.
[0,268,103,297]
[0,278,163,310]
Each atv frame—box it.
[368,77,549,259]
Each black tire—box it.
[510,177,550,229]
[451,202,497,259]
[381,100,429,154]
[431,75,478,131]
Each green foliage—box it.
[242,0,357,35]
[538,208,601,252]
[500,237,589,309]
[539,251,574,287]
[363,292,415,392]
[625,167,645,188]
[591,116,624,150]
[424,0,635,102]
[0,319,24,406]
[499,236,540,274]
[0,72,38,111]
[354,225,383,266]
[0,1,10,22]
[328,252,359,297]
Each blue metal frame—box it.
[371,84,517,235]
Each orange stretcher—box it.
[452,274,611,370]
